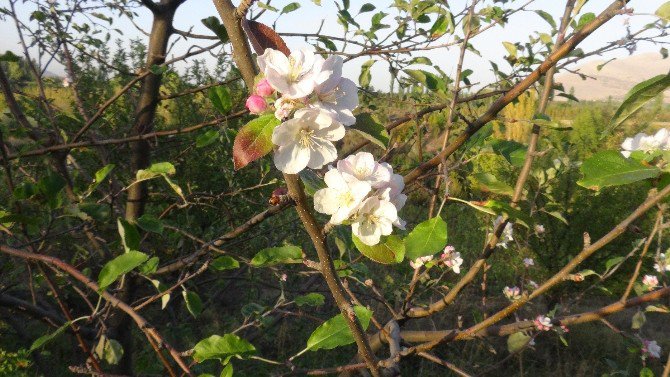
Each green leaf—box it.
[409,57,432,66]
[473,173,514,196]
[136,214,163,234]
[640,367,654,377]
[183,290,203,318]
[404,216,448,260]
[251,245,302,267]
[29,320,72,353]
[429,14,453,37]
[306,306,372,351]
[233,114,281,170]
[221,363,234,377]
[489,139,527,167]
[193,334,256,363]
[318,36,337,51]
[535,10,556,29]
[210,256,240,271]
[201,16,229,43]
[605,256,625,271]
[117,218,140,252]
[98,251,149,290]
[281,2,301,14]
[87,164,115,194]
[404,69,445,92]
[351,113,389,149]
[359,3,375,13]
[140,256,160,274]
[136,162,176,182]
[576,12,595,30]
[196,130,219,148]
[95,335,124,365]
[502,41,517,58]
[300,169,326,196]
[606,74,670,135]
[507,332,531,353]
[578,151,660,190]
[352,235,405,264]
[631,310,645,330]
[657,2,670,21]
[295,293,325,307]
[208,86,232,114]
[359,60,375,87]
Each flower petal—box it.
[274,143,309,174]
[306,139,337,169]
[314,188,340,215]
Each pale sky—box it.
[1,0,668,91]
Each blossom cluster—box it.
[641,275,659,291]
[621,128,670,158]
[313,152,407,246]
[249,48,359,174]
[503,286,521,301]
[533,315,553,331]
[642,339,662,359]
[655,253,670,273]
[410,245,463,273]
[493,216,514,249]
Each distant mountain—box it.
[555,52,670,102]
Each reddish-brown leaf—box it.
[243,19,290,56]
[233,114,281,170]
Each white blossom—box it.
[523,258,535,267]
[643,340,662,359]
[621,129,670,158]
[493,216,514,249]
[351,196,398,246]
[310,55,359,126]
[534,315,553,331]
[272,108,344,174]
[337,152,391,189]
[314,169,371,225]
[441,247,463,274]
[257,48,323,99]
[534,224,545,235]
[655,253,670,273]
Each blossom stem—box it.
[283,173,381,377]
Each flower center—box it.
[338,191,355,207]
[288,57,304,83]
[355,166,371,178]
[298,128,314,148]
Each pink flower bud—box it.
[255,79,274,97]
[246,95,267,114]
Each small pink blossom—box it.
[255,78,274,97]
[642,339,661,359]
[534,315,553,331]
[528,280,539,289]
[503,286,521,301]
[441,246,463,274]
[523,258,534,267]
[410,255,433,270]
[560,325,569,333]
[642,275,659,290]
[246,95,268,114]
[280,273,287,282]
[534,224,545,235]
